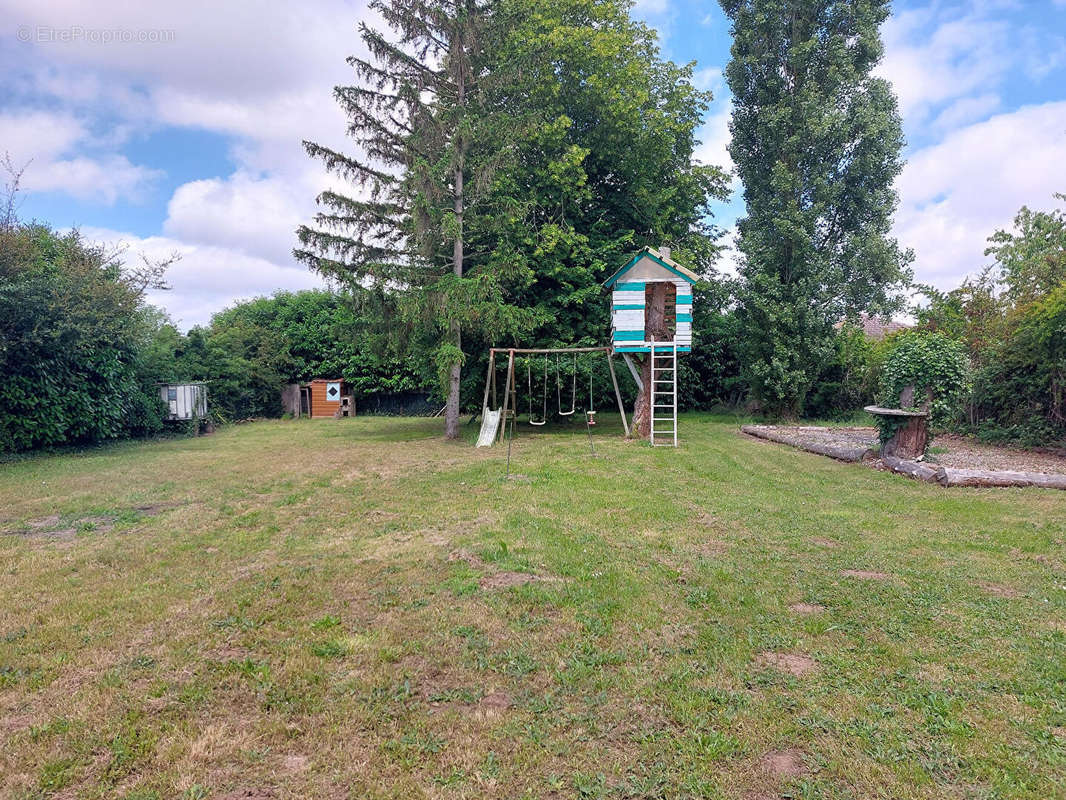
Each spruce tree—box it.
[720,0,912,417]
[296,0,530,438]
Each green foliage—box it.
[298,0,730,424]
[915,193,1066,446]
[679,285,745,410]
[970,283,1066,445]
[297,0,537,437]
[805,324,876,420]
[876,332,971,443]
[914,270,1006,360]
[0,223,168,452]
[172,290,426,420]
[721,0,912,416]
[984,194,1066,305]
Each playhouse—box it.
[603,246,696,353]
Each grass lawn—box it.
[1,414,1064,799]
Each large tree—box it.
[296,0,532,438]
[299,0,728,434]
[465,0,729,433]
[721,0,912,417]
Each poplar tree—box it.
[296,0,529,438]
[720,0,912,416]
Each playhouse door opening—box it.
[644,283,677,341]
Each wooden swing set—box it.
[477,347,630,445]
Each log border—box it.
[741,425,1066,491]
[740,424,875,463]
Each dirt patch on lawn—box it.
[447,549,486,568]
[811,538,838,548]
[841,569,890,580]
[9,503,179,539]
[479,571,539,590]
[281,754,309,773]
[756,652,817,677]
[0,713,35,734]
[789,602,824,615]
[479,691,511,710]
[218,790,276,800]
[761,747,809,778]
[26,514,60,529]
[980,582,1021,598]
[447,548,561,591]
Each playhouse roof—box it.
[603,246,700,288]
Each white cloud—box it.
[163,172,309,264]
[25,155,163,205]
[878,9,1010,124]
[0,110,85,161]
[894,101,1066,289]
[693,66,724,95]
[1,110,162,203]
[930,93,1001,132]
[81,226,327,329]
[2,0,370,310]
[695,102,734,175]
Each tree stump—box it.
[865,385,932,460]
[880,412,928,459]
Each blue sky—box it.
[2,0,1065,328]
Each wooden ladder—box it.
[650,341,677,447]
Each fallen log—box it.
[740,425,874,463]
[935,467,1066,490]
[882,455,939,483]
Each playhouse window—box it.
[644,283,677,339]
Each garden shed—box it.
[159,383,208,422]
[307,379,353,419]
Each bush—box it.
[804,324,875,420]
[877,331,971,443]
[969,283,1066,444]
[0,223,170,452]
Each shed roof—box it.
[603,246,700,288]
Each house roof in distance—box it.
[603,246,700,288]
[838,313,910,340]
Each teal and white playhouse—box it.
[603,246,696,353]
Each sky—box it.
[2,0,1065,329]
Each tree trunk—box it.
[632,283,670,439]
[633,355,652,439]
[444,56,465,441]
[880,416,928,460]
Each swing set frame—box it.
[480,346,630,440]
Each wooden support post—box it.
[606,350,630,438]
[498,349,515,443]
[480,349,495,413]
